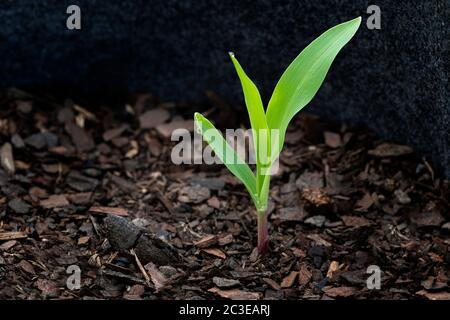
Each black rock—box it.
[104,215,141,251]
[0,1,448,176]
[104,215,181,265]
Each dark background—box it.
[0,0,448,176]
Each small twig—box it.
[240,218,253,241]
[0,231,27,241]
[131,249,151,287]
[422,157,435,182]
[153,189,175,215]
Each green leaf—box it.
[266,17,361,160]
[194,112,258,203]
[229,52,270,192]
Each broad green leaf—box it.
[266,17,361,160]
[229,52,270,191]
[194,112,258,203]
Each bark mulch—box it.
[0,89,449,300]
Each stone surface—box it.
[0,1,448,176]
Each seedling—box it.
[194,17,361,254]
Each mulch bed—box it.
[0,89,449,300]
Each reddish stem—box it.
[257,210,269,254]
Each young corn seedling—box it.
[194,17,361,254]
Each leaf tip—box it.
[351,16,362,28]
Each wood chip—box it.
[291,247,307,258]
[193,235,217,248]
[208,287,261,300]
[19,260,35,274]
[411,203,445,227]
[212,277,240,288]
[355,193,374,211]
[296,171,324,189]
[202,248,226,259]
[0,231,27,241]
[298,265,312,285]
[139,108,170,129]
[0,240,17,250]
[263,278,281,290]
[77,236,90,245]
[88,206,128,216]
[178,185,211,204]
[207,196,221,209]
[40,194,70,208]
[156,119,194,138]
[323,286,357,297]
[272,206,308,222]
[218,234,233,246]
[0,142,15,175]
[324,131,342,148]
[368,143,413,157]
[341,215,372,228]
[67,192,92,205]
[326,261,340,278]
[65,121,95,152]
[307,234,332,247]
[416,290,450,300]
[8,198,30,214]
[281,271,298,288]
[74,104,96,121]
[102,125,128,141]
[144,262,167,291]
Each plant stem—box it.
[257,209,269,254]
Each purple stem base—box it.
[257,211,269,254]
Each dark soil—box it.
[0,89,449,300]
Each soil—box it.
[0,89,449,300]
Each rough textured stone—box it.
[0,1,448,176]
